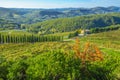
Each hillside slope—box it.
[27,13,120,33]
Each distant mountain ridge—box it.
[0,6,120,24]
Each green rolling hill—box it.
[26,13,120,34]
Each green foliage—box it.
[7,59,28,80]
[26,51,76,80]
[26,13,120,33]
[90,24,120,33]
[0,55,9,80]
[68,31,79,38]
[0,49,119,80]
[0,19,20,30]
[0,33,63,43]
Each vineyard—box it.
[80,29,120,49]
[0,30,120,80]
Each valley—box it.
[0,5,120,80]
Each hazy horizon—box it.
[0,0,120,9]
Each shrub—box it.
[4,39,119,80]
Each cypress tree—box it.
[0,34,1,43]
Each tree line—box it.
[90,25,120,33]
[0,34,63,43]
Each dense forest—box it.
[0,19,20,30]
[26,13,120,34]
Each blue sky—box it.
[0,0,120,8]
